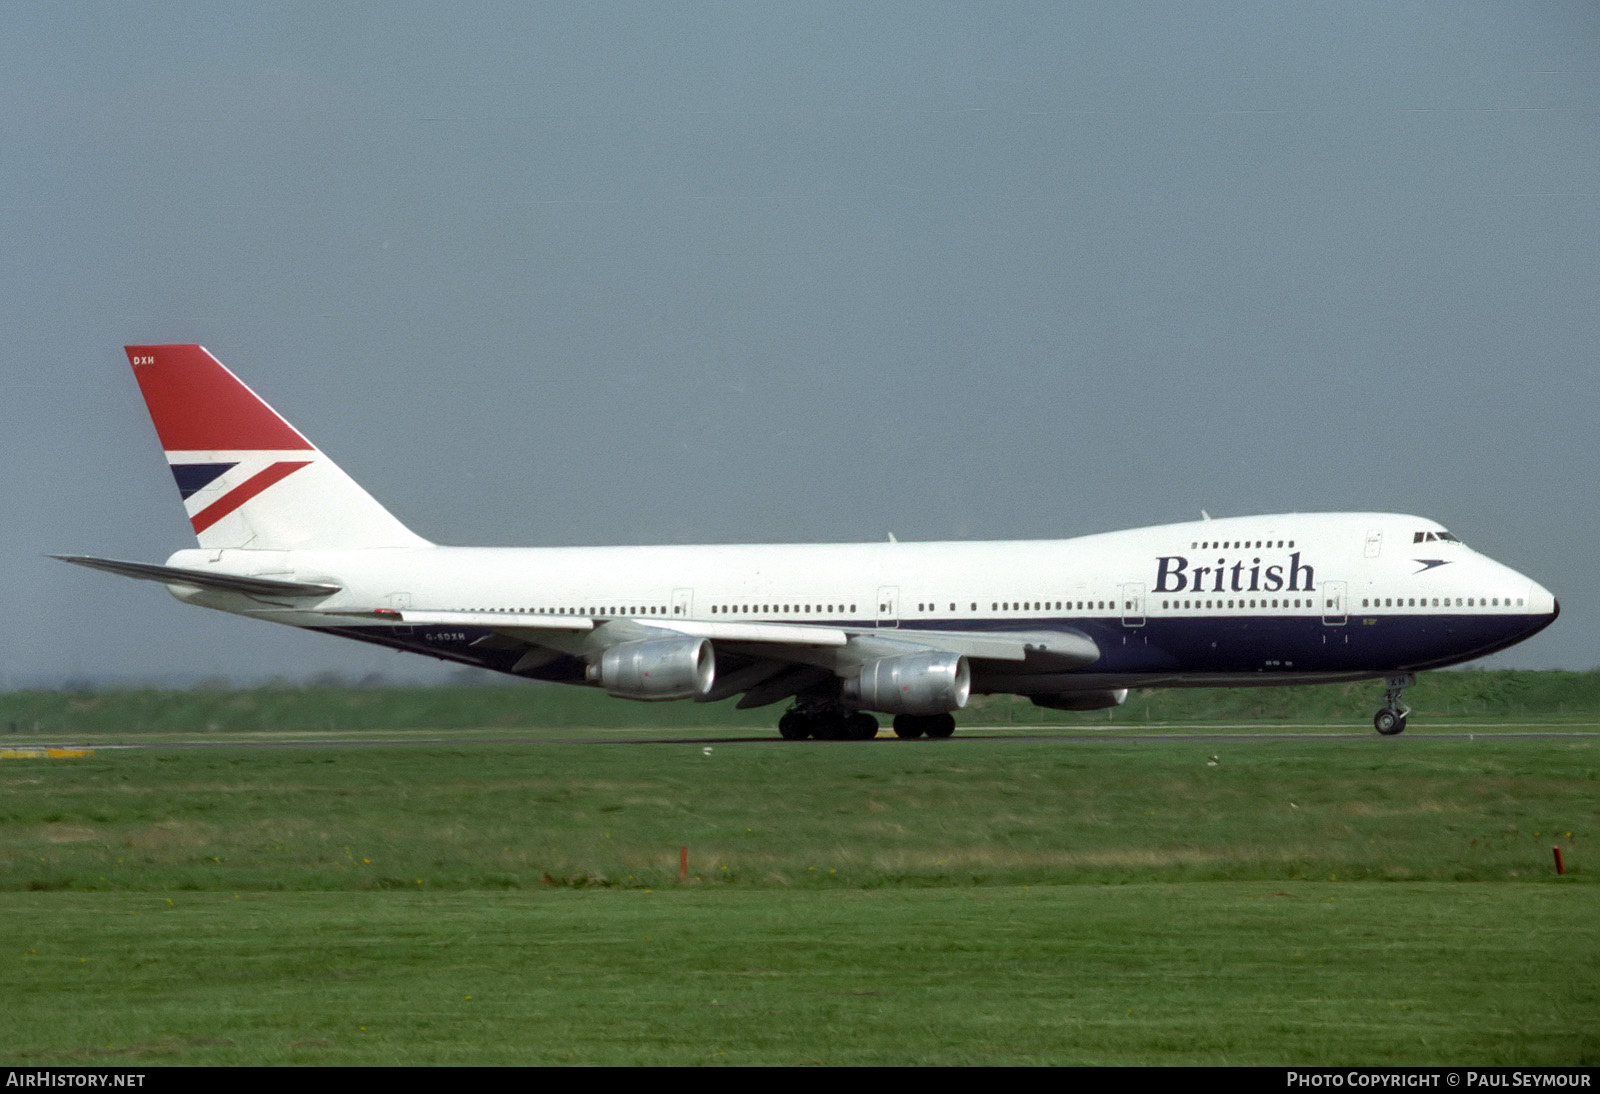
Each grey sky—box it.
[4,2,1596,686]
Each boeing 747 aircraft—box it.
[58,345,1559,739]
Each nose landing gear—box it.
[1373,673,1414,735]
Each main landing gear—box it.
[776,703,958,740]
[778,704,879,741]
[1373,673,1414,736]
[890,713,956,739]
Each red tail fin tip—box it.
[125,345,311,452]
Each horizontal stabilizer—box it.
[50,555,341,598]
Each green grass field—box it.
[1,707,1595,1065]
[6,884,1592,1066]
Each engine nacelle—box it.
[587,637,715,700]
[844,651,970,715]
[1030,688,1128,712]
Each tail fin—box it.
[125,345,430,550]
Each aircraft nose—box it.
[1528,580,1558,618]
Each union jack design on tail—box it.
[125,345,428,551]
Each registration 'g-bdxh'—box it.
[58,346,1559,739]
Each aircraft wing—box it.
[361,609,848,645]
[364,609,1095,665]
[384,609,598,634]
[838,626,1097,665]
[355,610,1099,685]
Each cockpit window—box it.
[1413,530,1462,544]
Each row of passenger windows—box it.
[1363,597,1521,608]
[717,600,1130,615]
[1156,596,1524,612]
[458,599,1141,618]
[992,600,1121,612]
[911,601,1123,613]
[451,593,1523,619]
[1192,539,1293,550]
[1164,598,1311,610]
[711,603,856,615]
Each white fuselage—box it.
[165,511,1557,694]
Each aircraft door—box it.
[876,586,899,629]
[1120,582,1146,627]
[672,588,693,618]
[1321,581,1347,626]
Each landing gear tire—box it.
[892,713,957,738]
[776,705,882,741]
[1373,673,1414,736]
[846,712,879,740]
[811,712,846,741]
[778,711,811,740]
[1374,709,1408,736]
[892,715,925,739]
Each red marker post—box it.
[679,846,688,882]
[1553,846,1565,875]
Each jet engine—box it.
[1030,688,1128,712]
[588,636,715,700]
[844,651,970,715]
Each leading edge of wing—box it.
[664,621,1099,666]
[368,611,1097,667]
[379,611,847,645]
